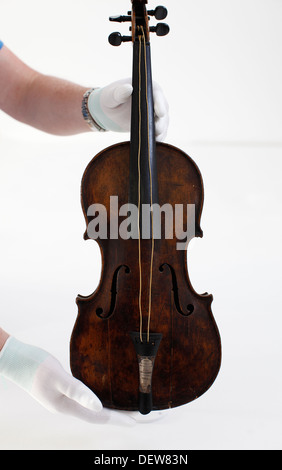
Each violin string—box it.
[137,30,143,343]
[142,28,155,343]
[136,26,155,344]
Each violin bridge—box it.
[130,332,162,415]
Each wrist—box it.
[87,87,123,132]
[0,337,49,392]
[82,88,107,132]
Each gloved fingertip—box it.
[70,380,103,412]
[89,396,103,412]
[155,115,169,142]
[113,84,133,105]
[156,129,168,142]
[102,409,137,427]
[156,134,165,143]
[154,104,164,119]
[153,84,169,115]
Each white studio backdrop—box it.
[0,0,281,450]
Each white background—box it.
[0,0,281,450]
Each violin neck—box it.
[129,36,158,212]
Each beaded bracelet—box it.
[82,88,107,132]
[0,41,4,50]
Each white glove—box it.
[0,337,134,426]
[88,78,169,141]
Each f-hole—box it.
[159,263,194,316]
[96,265,130,319]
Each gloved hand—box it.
[87,78,169,141]
[0,336,134,426]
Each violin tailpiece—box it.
[130,332,162,415]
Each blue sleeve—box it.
[0,40,4,50]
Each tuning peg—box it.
[147,6,168,20]
[108,32,132,46]
[150,23,170,37]
[109,15,131,23]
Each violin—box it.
[70,0,221,415]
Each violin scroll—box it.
[108,3,169,46]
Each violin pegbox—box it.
[108,2,169,46]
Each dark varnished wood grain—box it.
[70,142,221,411]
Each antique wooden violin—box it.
[70,0,221,415]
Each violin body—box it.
[70,0,221,414]
[70,141,221,411]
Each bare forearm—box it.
[19,73,91,135]
[0,328,10,352]
[0,45,90,135]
